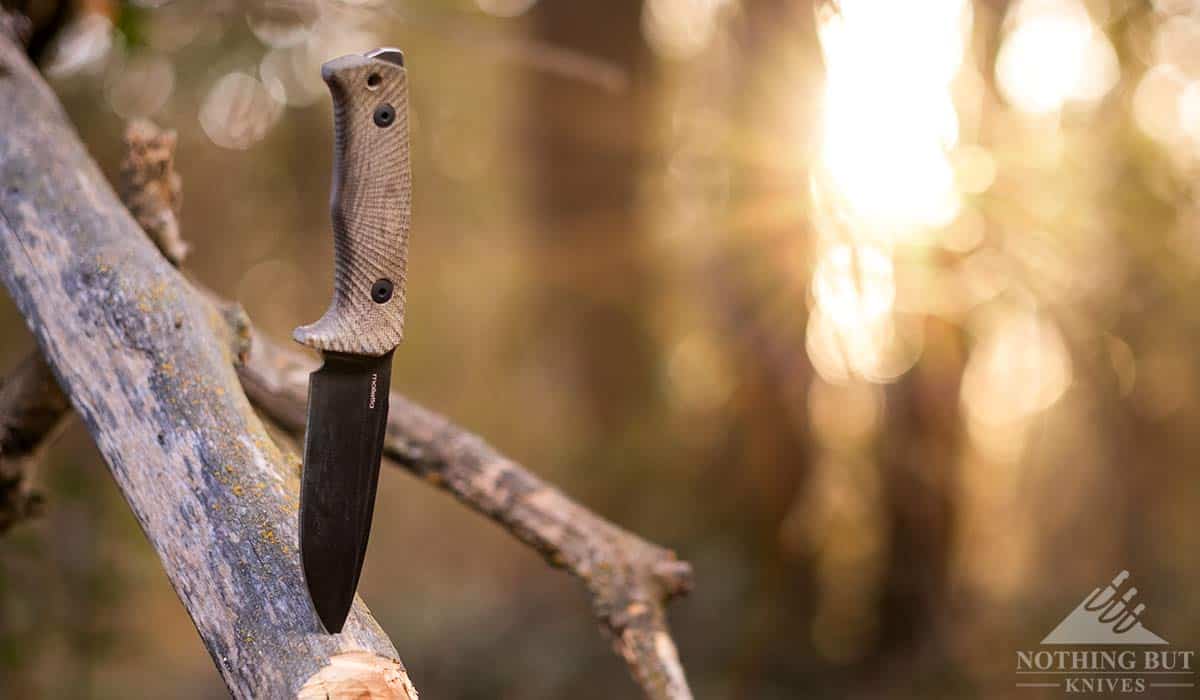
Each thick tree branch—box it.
[0,30,413,698]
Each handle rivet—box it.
[374,104,395,128]
[371,279,394,303]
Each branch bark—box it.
[0,31,414,699]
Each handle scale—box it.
[294,49,411,357]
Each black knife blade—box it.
[299,351,392,633]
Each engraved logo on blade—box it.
[369,372,378,409]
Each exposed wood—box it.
[297,652,417,700]
[0,30,410,698]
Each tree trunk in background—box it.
[719,0,824,692]
[874,319,964,666]
[726,0,823,544]
[527,0,657,437]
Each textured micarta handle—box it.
[294,49,411,357]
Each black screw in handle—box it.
[374,104,395,128]
[371,279,394,304]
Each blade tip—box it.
[319,611,348,635]
[302,552,353,635]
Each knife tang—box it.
[294,49,411,358]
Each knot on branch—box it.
[592,560,692,700]
[652,557,694,600]
[215,298,253,367]
[584,541,688,634]
[120,119,187,266]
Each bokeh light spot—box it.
[199,72,284,150]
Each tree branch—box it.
[0,29,414,698]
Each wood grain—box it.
[297,651,417,700]
[0,33,411,698]
[294,53,411,357]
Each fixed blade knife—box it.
[293,47,411,634]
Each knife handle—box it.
[294,49,411,357]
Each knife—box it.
[293,47,411,634]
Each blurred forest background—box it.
[2,0,1200,697]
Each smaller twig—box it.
[0,352,69,533]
